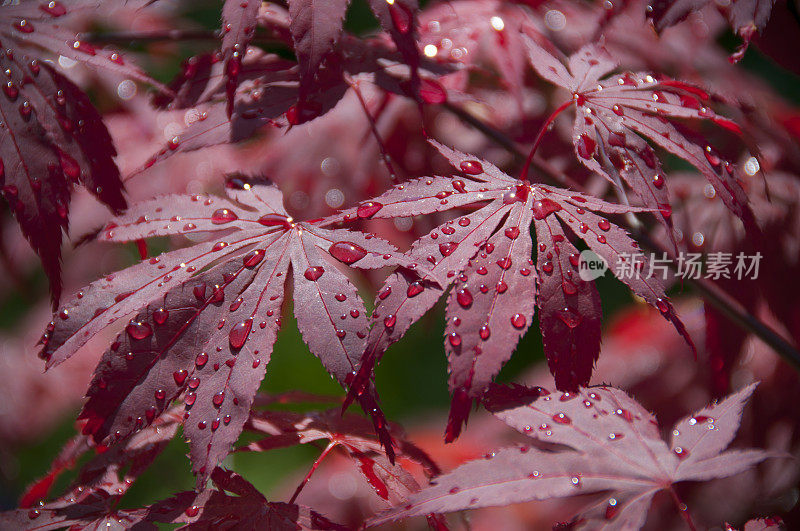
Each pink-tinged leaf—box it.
[671,382,759,476]
[524,39,756,231]
[287,0,351,90]
[153,51,296,110]
[346,142,690,427]
[0,58,124,306]
[77,249,286,487]
[369,385,772,529]
[346,201,512,413]
[443,202,536,439]
[42,235,262,368]
[326,175,497,224]
[220,0,262,115]
[48,182,409,484]
[573,105,676,248]
[534,213,602,392]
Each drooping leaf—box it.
[220,0,262,115]
[344,142,691,439]
[368,383,774,529]
[0,55,125,306]
[42,178,420,486]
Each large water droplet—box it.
[329,241,367,264]
[510,314,526,329]
[357,201,383,218]
[173,370,188,386]
[126,321,152,340]
[212,391,225,407]
[532,198,562,220]
[211,208,238,224]
[229,318,252,348]
[448,332,461,347]
[13,19,34,33]
[552,412,571,424]
[304,266,325,281]
[153,308,169,325]
[439,242,458,256]
[456,288,473,308]
[243,249,265,267]
[459,160,483,175]
[258,213,291,228]
[406,281,424,297]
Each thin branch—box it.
[635,231,800,371]
[289,441,337,504]
[348,78,400,182]
[519,99,573,182]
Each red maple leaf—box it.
[523,38,757,239]
[40,177,423,485]
[343,142,693,441]
[369,383,775,529]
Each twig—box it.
[348,78,400,182]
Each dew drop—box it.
[456,288,473,308]
[237,249,264,268]
[173,370,188,386]
[407,281,424,297]
[511,313,526,329]
[304,266,325,281]
[229,318,252,349]
[448,332,462,347]
[439,241,458,256]
[153,308,168,325]
[479,325,491,340]
[212,391,225,407]
[329,241,367,264]
[126,321,152,340]
[532,198,562,220]
[211,208,238,224]
[459,160,483,175]
[552,412,571,424]
[357,201,383,218]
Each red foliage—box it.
[1,0,798,529]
